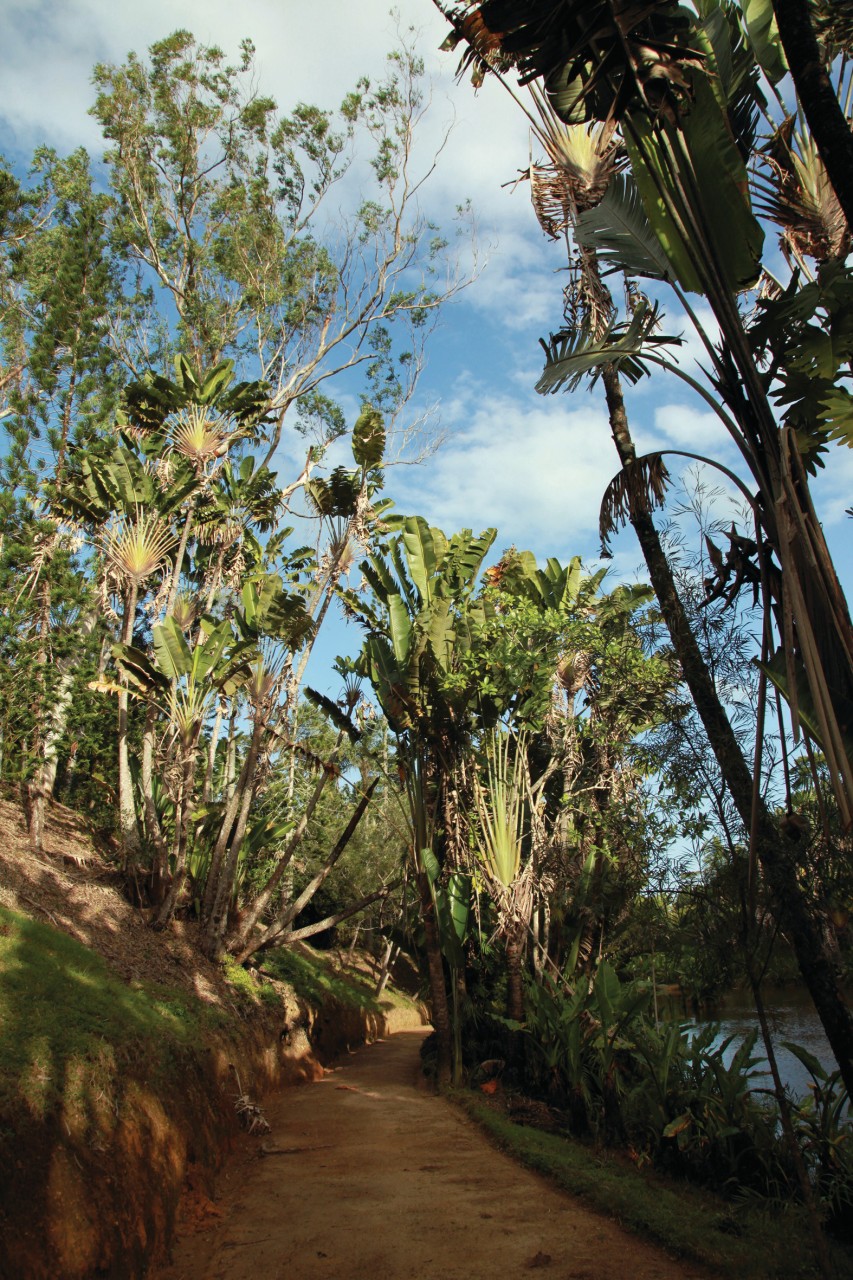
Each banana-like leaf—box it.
[352,404,386,468]
[388,537,418,612]
[152,617,193,680]
[740,0,788,83]
[111,642,166,694]
[443,527,497,596]
[174,354,200,393]
[199,360,235,405]
[447,872,472,944]
[594,959,621,1027]
[403,516,438,605]
[425,597,455,673]
[361,555,397,607]
[624,74,763,294]
[537,302,678,394]
[574,173,675,281]
[388,593,413,666]
[191,618,232,683]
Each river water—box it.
[668,986,843,1101]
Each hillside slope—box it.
[0,796,424,1279]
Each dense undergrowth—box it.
[427,960,853,1277]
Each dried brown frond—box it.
[599,454,671,554]
[757,118,851,265]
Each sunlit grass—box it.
[0,906,202,1116]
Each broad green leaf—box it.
[740,0,788,84]
[153,617,193,679]
[780,1040,829,1083]
[447,872,472,943]
[403,516,437,605]
[624,76,763,294]
[594,960,621,1025]
[174,353,200,393]
[190,618,231,682]
[426,597,454,672]
[352,404,386,468]
[388,593,413,665]
[421,847,441,884]
[574,174,674,282]
[199,359,235,404]
[111,642,164,693]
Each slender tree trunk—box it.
[230,730,347,954]
[601,362,853,1098]
[202,712,265,959]
[234,778,378,963]
[164,508,194,618]
[31,605,100,811]
[283,880,402,944]
[771,0,853,238]
[505,928,526,1022]
[154,746,197,928]
[117,581,142,863]
[202,699,224,804]
[141,705,169,901]
[200,715,259,926]
[417,866,453,1085]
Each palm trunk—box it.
[117,581,142,863]
[600,361,853,1097]
[230,730,347,955]
[417,866,453,1085]
[505,928,525,1022]
[770,0,853,236]
[154,747,197,928]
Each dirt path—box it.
[155,1029,708,1280]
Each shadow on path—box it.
[155,1029,709,1280]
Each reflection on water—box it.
[665,986,843,1100]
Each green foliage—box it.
[459,1094,841,1279]
[262,945,383,1013]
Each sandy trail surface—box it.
[155,1029,708,1280]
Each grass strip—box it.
[455,1092,852,1279]
[263,945,385,1013]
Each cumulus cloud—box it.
[384,386,622,562]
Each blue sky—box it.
[2,0,851,695]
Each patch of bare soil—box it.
[0,795,232,1006]
[154,1031,713,1280]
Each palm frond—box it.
[574,172,674,280]
[599,453,672,555]
[536,301,680,394]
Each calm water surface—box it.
[671,986,843,1100]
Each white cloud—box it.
[385,386,621,561]
[653,402,734,454]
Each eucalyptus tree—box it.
[435,0,853,1098]
[91,29,472,461]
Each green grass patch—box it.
[263,945,383,1013]
[221,955,281,1008]
[456,1093,853,1279]
[0,905,207,1119]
